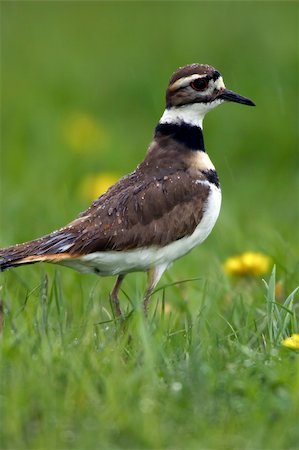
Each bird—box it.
[0,63,255,317]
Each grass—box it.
[1,1,299,449]
[1,267,299,449]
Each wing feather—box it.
[67,169,210,254]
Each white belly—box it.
[61,184,221,276]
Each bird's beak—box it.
[218,89,255,106]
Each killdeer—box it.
[0,64,255,316]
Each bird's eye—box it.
[190,78,209,91]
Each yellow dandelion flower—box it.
[223,256,244,276]
[79,172,119,201]
[62,112,107,154]
[282,334,299,350]
[223,252,271,276]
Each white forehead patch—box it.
[214,76,225,90]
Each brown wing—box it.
[0,168,210,270]
[66,168,210,255]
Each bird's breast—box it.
[187,150,216,171]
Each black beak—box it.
[218,89,255,106]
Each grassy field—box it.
[1,2,299,449]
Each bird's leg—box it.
[143,265,167,317]
[110,274,125,318]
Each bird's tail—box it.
[0,230,76,272]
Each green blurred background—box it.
[1,1,298,281]
[1,3,299,449]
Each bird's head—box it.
[166,63,255,111]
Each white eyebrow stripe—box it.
[169,74,207,91]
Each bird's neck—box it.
[155,104,206,152]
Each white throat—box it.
[159,100,224,128]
